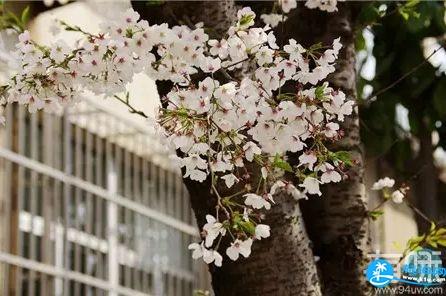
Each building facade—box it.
[0,100,209,296]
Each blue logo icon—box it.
[365,248,446,288]
[365,258,394,287]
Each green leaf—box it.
[355,32,366,51]
[427,239,438,249]
[239,15,254,27]
[430,221,437,232]
[193,290,210,296]
[405,0,420,9]
[273,154,293,172]
[399,9,410,21]
[240,220,256,236]
[398,0,421,21]
[407,235,425,251]
[437,239,446,247]
[146,0,165,5]
[20,6,30,25]
[435,228,446,236]
[368,210,384,220]
[331,151,353,167]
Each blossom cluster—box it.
[1,9,223,114]
[260,0,344,29]
[371,177,408,204]
[305,0,345,12]
[0,4,352,267]
[158,9,353,265]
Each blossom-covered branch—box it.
[0,3,352,267]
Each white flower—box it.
[298,152,317,171]
[3,6,354,268]
[188,242,204,259]
[203,248,223,267]
[185,169,207,182]
[319,163,342,184]
[371,177,395,190]
[324,122,339,138]
[300,177,322,196]
[255,224,270,240]
[189,242,222,266]
[221,173,239,188]
[270,180,285,195]
[203,215,226,247]
[255,47,274,66]
[50,40,68,63]
[284,39,305,62]
[260,13,286,28]
[243,141,262,162]
[182,154,207,176]
[200,56,221,73]
[305,0,342,12]
[261,167,268,179]
[391,190,405,204]
[323,91,354,122]
[244,193,271,210]
[270,180,305,199]
[237,7,256,29]
[208,39,229,59]
[279,0,297,13]
[226,238,253,261]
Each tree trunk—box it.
[135,1,370,295]
[186,179,322,296]
[134,1,323,294]
[285,4,371,296]
[414,116,438,233]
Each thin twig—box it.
[222,57,250,70]
[364,45,444,103]
[113,95,149,118]
[404,198,432,225]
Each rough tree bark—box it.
[134,1,323,295]
[134,1,370,295]
[12,0,372,294]
[284,3,371,296]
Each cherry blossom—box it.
[0,4,352,267]
[391,190,405,204]
[244,193,272,210]
[300,177,322,196]
[319,163,342,184]
[255,224,271,240]
[203,215,226,247]
[305,0,345,12]
[260,14,287,28]
[226,239,253,261]
[279,0,297,13]
[371,177,395,190]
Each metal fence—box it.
[0,100,210,296]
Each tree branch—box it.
[113,94,149,119]
[364,45,444,103]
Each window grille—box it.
[0,102,210,296]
